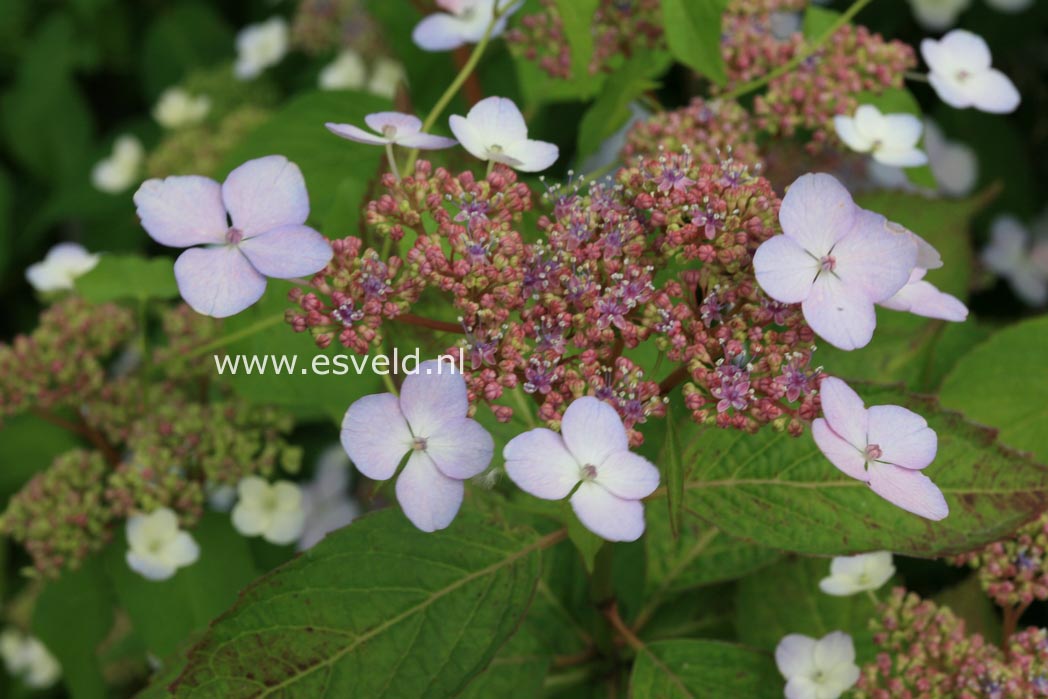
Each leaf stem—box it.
[720,0,878,101]
[602,601,644,653]
[385,143,402,182]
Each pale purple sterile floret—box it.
[326,112,458,150]
[133,155,333,318]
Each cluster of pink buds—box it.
[623,97,762,169]
[951,512,1048,609]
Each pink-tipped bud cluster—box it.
[623,98,762,169]
[951,512,1048,609]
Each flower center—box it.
[382,124,397,139]
[580,464,598,480]
[489,144,503,155]
[412,436,428,451]
[226,227,244,245]
[865,443,883,461]
[819,254,837,273]
[956,69,971,83]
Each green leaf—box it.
[554,0,600,81]
[630,640,781,699]
[670,384,1048,557]
[566,508,605,573]
[802,6,839,39]
[75,254,179,303]
[32,556,115,699]
[659,0,730,86]
[663,407,685,538]
[734,556,877,660]
[104,513,259,658]
[457,630,550,699]
[140,2,233,98]
[220,90,391,228]
[164,510,545,698]
[576,53,668,159]
[0,414,80,498]
[940,315,1048,463]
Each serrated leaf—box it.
[667,384,1048,557]
[629,640,781,699]
[734,556,877,661]
[75,254,179,303]
[659,0,730,86]
[165,510,546,699]
[939,314,1048,463]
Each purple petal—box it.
[811,418,867,481]
[425,417,494,479]
[326,122,389,146]
[834,210,917,303]
[501,139,559,172]
[595,451,660,500]
[570,482,645,542]
[238,224,333,278]
[340,392,412,480]
[753,235,818,304]
[395,451,464,532]
[133,176,227,247]
[503,427,580,500]
[802,274,877,350]
[868,462,948,521]
[173,246,267,318]
[817,378,869,450]
[867,405,937,471]
[879,272,968,321]
[399,359,469,436]
[412,13,469,51]
[561,397,630,469]
[222,155,309,237]
[779,173,857,254]
[364,112,422,135]
[396,132,459,150]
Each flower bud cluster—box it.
[293,0,382,55]
[623,98,761,169]
[951,512,1048,609]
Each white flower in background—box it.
[125,508,200,581]
[298,444,361,550]
[924,120,978,196]
[206,483,237,512]
[90,135,144,194]
[819,552,896,596]
[234,17,289,80]
[0,630,61,689]
[412,0,520,52]
[982,215,1048,306]
[319,50,367,91]
[231,477,305,545]
[153,87,211,129]
[775,632,860,699]
[833,105,927,168]
[368,57,407,99]
[26,242,100,292]
[986,0,1033,12]
[450,96,559,172]
[907,0,971,30]
[921,30,1020,114]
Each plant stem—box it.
[721,0,879,101]
[658,365,689,395]
[394,313,465,334]
[385,143,402,182]
[904,71,930,83]
[602,601,644,653]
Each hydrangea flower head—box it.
[133,155,333,318]
[921,29,1020,114]
[340,359,494,532]
[125,508,200,581]
[503,396,660,542]
[26,242,100,293]
[326,112,458,149]
[234,16,289,80]
[231,477,306,545]
[91,134,144,194]
[153,87,211,129]
[0,630,61,689]
[449,96,559,172]
[753,173,917,350]
[812,377,948,521]
[776,631,860,699]
[833,105,928,168]
[412,0,519,52]
[819,552,895,596]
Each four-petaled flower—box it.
[775,631,861,699]
[833,105,928,168]
[753,173,917,350]
[0,629,61,690]
[812,377,948,521]
[921,29,1020,114]
[125,508,200,581]
[134,155,333,318]
[412,0,519,52]
[231,477,307,545]
[503,396,660,542]
[819,552,895,596]
[326,112,458,150]
[449,96,559,172]
[25,242,100,292]
[340,360,495,532]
